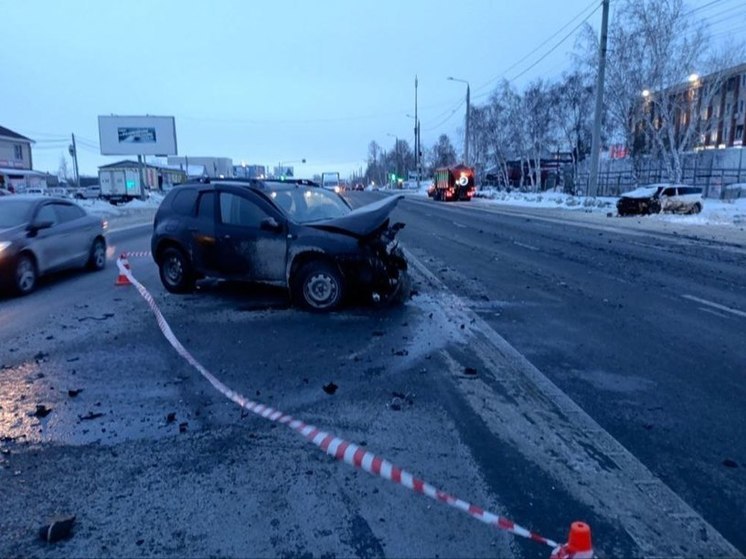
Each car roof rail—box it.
[184,177,321,188]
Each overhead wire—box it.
[472,0,601,98]
[422,99,466,132]
[685,0,740,16]
[505,2,604,85]
[698,4,746,27]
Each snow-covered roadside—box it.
[396,184,746,228]
[77,194,164,230]
[386,184,745,245]
[476,188,746,227]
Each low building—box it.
[233,164,266,178]
[167,156,233,178]
[0,125,47,191]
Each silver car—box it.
[0,196,107,295]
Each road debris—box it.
[39,516,75,543]
[33,405,52,418]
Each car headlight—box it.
[0,241,11,254]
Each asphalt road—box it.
[0,197,744,558]
[387,192,746,554]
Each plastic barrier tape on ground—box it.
[124,251,152,258]
[116,257,592,556]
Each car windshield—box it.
[266,187,351,223]
[0,199,35,228]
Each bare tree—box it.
[365,141,382,185]
[549,71,595,179]
[578,0,744,183]
[58,155,71,181]
[468,105,491,178]
[428,134,458,173]
[520,79,557,190]
[484,81,522,188]
[628,0,741,181]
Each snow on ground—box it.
[77,193,164,218]
[397,184,746,227]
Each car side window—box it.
[662,187,676,196]
[171,189,199,216]
[197,192,216,221]
[53,203,86,223]
[219,193,268,226]
[35,204,58,226]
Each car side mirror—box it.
[260,217,283,233]
[28,220,54,234]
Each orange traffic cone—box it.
[115,253,132,286]
[551,522,593,559]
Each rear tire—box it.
[292,261,345,312]
[159,247,195,293]
[87,238,107,271]
[690,202,702,214]
[15,254,37,296]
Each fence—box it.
[577,161,746,199]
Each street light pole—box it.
[407,112,422,187]
[448,77,470,166]
[415,75,420,189]
[588,0,610,197]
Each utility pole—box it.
[588,0,610,197]
[137,154,146,196]
[70,133,80,188]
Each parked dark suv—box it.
[150,179,408,311]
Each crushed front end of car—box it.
[305,195,410,305]
[355,221,409,304]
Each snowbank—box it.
[472,188,746,227]
[77,193,164,218]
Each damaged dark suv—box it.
[150,179,408,311]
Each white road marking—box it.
[698,307,736,320]
[404,248,740,557]
[682,294,746,318]
[453,222,467,228]
[512,241,539,251]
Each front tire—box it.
[690,202,702,214]
[15,254,37,295]
[293,261,345,312]
[159,247,195,293]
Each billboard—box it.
[98,115,177,156]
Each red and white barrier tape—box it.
[123,251,152,258]
[115,257,563,551]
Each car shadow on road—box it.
[184,279,410,313]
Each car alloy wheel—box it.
[15,254,37,295]
[88,238,107,270]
